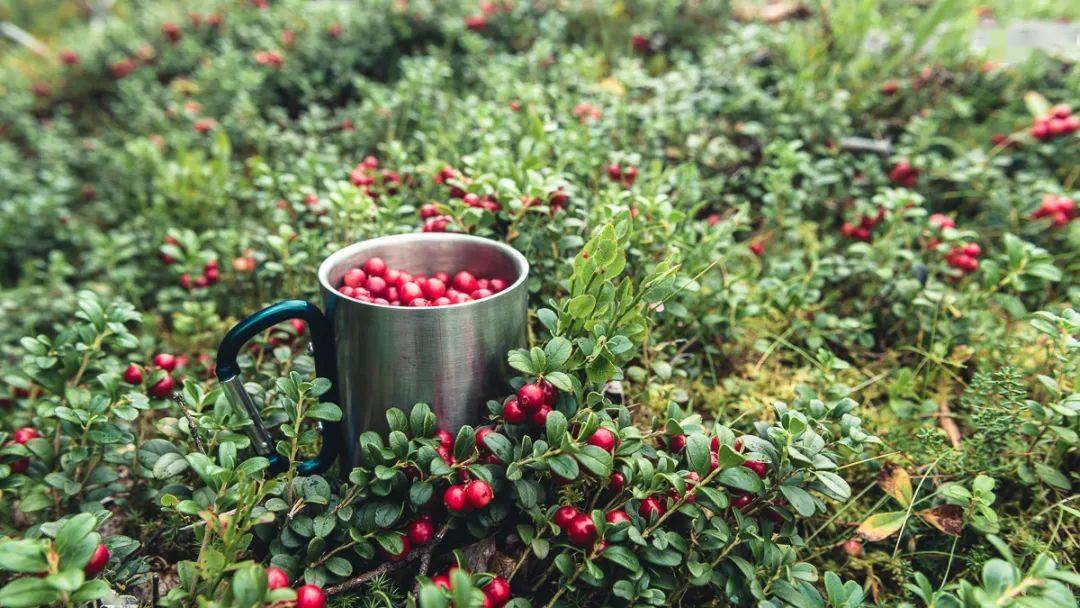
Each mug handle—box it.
[215,300,341,475]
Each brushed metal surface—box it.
[317,233,529,469]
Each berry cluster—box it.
[123,352,184,398]
[841,208,886,242]
[1032,194,1076,227]
[265,566,326,608]
[500,379,558,426]
[888,160,919,188]
[430,567,512,607]
[605,164,638,187]
[1030,105,1078,140]
[336,257,508,306]
[945,242,981,274]
[348,155,400,199]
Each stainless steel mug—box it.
[215,233,530,474]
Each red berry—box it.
[732,494,753,510]
[609,472,625,493]
[749,241,765,257]
[465,480,494,509]
[444,485,468,512]
[669,434,687,452]
[565,514,597,547]
[150,375,175,398]
[153,353,177,371]
[638,497,665,519]
[471,288,493,299]
[502,397,528,424]
[84,544,109,577]
[607,165,622,181]
[484,576,511,606]
[529,404,551,427]
[343,268,366,288]
[743,460,768,478]
[554,506,580,529]
[452,271,478,293]
[431,574,451,590]
[434,429,454,450]
[13,427,41,445]
[517,383,546,412]
[475,427,494,452]
[362,257,387,277]
[296,585,326,608]
[123,364,143,385]
[400,281,423,304]
[408,515,435,545]
[537,379,557,405]
[843,538,863,557]
[587,428,616,452]
[422,278,446,300]
[605,510,631,525]
[266,566,290,590]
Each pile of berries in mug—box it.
[336,257,508,306]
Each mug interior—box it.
[318,234,528,297]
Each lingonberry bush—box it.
[1,0,1079,606]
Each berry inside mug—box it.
[216,234,529,474]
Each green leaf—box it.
[231,564,267,608]
[545,410,567,446]
[547,454,579,480]
[482,432,513,464]
[600,545,640,571]
[686,434,711,476]
[1034,463,1070,490]
[545,371,574,393]
[507,350,535,374]
[0,540,48,573]
[0,577,60,608]
[544,338,573,368]
[780,485,817,516]
[568,295,596,319]
[715,466,764,495]
[574,445,613,477]
[418,584,449,608]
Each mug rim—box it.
[317,233,530,311]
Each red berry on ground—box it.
[266,566,290,590]
[465,480,494,509]
[444,484,468,512]
[843,538,863,557]
[554,506,580,529]
[84,544,110,577]
[565,514,597,547]
[296,585,326,608]
[123,364,143,385]
[587,428,616,452]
